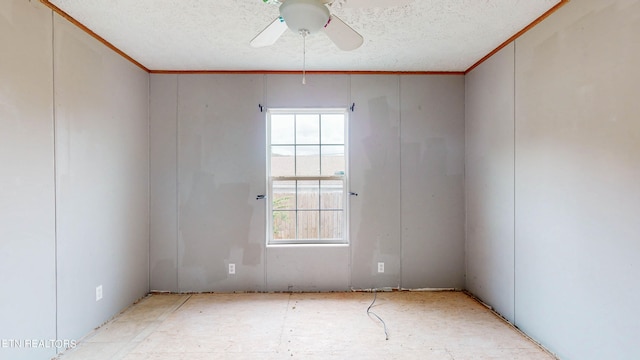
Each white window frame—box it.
[266,108,349,246]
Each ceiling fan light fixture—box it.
[279,0,330,34]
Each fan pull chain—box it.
[300,29,309,85]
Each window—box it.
[267,109,348,245]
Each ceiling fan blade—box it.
[340,0,411,8]
[323,15,363,51]
[250,17,287,47]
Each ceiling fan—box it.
[250,0,411,51]
[250,0,409,84]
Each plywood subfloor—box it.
[55,291,556,360]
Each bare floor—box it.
[55,291,556,360]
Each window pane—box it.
[296,114,320,144]
[321,145,345,176]
[272,180,296,210]
[271,114,294,144]
[296,145,320,176]
[321,114,344,144]
[271,146,294,176]
[273,211,296,240]
[320,211,343,240]
[297,180,319,210]
[297,211,319,240]
[320,180,343,210]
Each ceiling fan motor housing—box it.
[279,0,330,34]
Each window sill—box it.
[266,243,349,249]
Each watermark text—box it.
[1,339,77,349]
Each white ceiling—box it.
[48,0,561,72]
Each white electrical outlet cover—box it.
[96,285,103,301]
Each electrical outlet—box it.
[229,263,236,275]
[377,262,384,273]
[96,285,103,301]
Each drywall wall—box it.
[149,73,466,292]
[465,43,515,321]
[150,74,179,291]
[0,1,56,359]
[53,11,150,341]
[400,76,465,289]
[1,1,150,357]
[349,75,401,290]
[465,0,640,358]
[514,0,640,358]
[178,74,266,292]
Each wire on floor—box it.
[367,290,389,340]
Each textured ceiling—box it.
[48,0,562,72]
